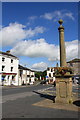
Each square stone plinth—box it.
[55,75,73,104]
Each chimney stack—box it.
[6,50,10,54]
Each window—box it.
[29,78,31,82]
[8,76,10,79]
[2,66,5,71]
[70,63,73,67]
[11,67,13,72]
[51,69,53,72]
[11,59,13,63]
[31,75,34,77]
[47,67,49,71]
[2,57,5,62]
[49,73,51,77]
[20,70,23,77]
[12,76,15,81]
[27,75,30,77]
[2,75,6,81]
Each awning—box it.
[0,73,17,75]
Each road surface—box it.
[1,84,80,118]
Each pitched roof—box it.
[18,64,30,70]
[0,51,18,59]
[18,65,35,72]
[67,58,80,63]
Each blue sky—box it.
[1,2,78,71]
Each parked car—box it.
[27,82,34,85]
[40,80,46,84]
[40,80,48,84]
[29,82,34,85]
[53,81,56,87]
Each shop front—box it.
[0,73,17,86]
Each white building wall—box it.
[0,55,2,85]
[26,77,30,84]
[23,70,26,74]
[47,67,55,82]
[0,53,19,86]
[0,74,2,85]
[18,66,35,85]
[27,70,30,75]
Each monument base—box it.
[54,75,73,104]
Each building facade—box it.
[67,58,80,75]
[18,65,35,85]
[46,67,55,84]
[0,51,19,86]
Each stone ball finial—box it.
[58,19,63,25]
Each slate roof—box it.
[67,58,80,63]
[18,65,35,72]
[0,51,18,59]
[19,65,30,70]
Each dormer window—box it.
[2,57,5,62]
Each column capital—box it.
[58,26,64,31]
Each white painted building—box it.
[46,67,55,84]
[18,65,35,85]
[0,51,19,86]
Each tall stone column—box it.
[54,19,73,104]
[58,19,67,67]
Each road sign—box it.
[46,76,48,78]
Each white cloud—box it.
[41,13,53,20]
[0,22,45,46]
[11,38,78,62]
[66,40,79,61]
[28,16,37,20]
[11,38,59,61]
[0,23,26,46]
[27,16,38,26]
[31,62,48,71]
[65,13,74,20]
[41,10,75,21]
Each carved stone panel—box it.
[59,82,67,98]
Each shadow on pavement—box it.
[33,90,56,102]
[73,100,80,107]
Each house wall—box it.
[0,53,19,86]
[18,69,35,85]
[47,67,55,83]
[67,62,80,75]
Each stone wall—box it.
[67,62,80,75]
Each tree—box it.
[35,70,47,80]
